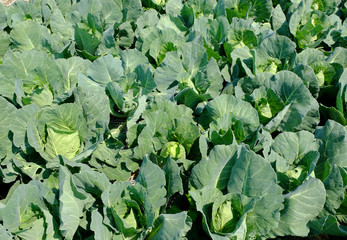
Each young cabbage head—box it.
[160,141,186,159]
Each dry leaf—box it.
[0,0,29,6]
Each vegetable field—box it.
[1,0,347,239]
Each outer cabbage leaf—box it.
[227,146,284,237]
[315,120,347,179]
[310,214,347,236]
[289,7,332,48]
[256,35,296,74]
[138,26,183,65]
[74,24,101,58]
[0,50,63,102]
[50,8,73,39]
[90,210,114,240]
[55,57,91,91]
[269,178,326,237]
[200,94,260,139]
[90,140,131,181]
[190,144,238,191]
[220,0,273,23]
[154,51,183,93]
[327,47,347,68]
[271,5,290,36]
[264,71,319,132]
[59,166,88,240]
[87,54,124,85]
[271,131,319,166]
[120,49,148,74]
[0,97,16,160]
[293,64,320,98]
[136,157,167,212]
[226,18,257,50]
[146,212,191,240]
[10,20,50,51]
[0,224,12,240]
[321,165,346,215]
[0,4,7,29]
[0,31,10,59]
[163,158,183,199]
[7,0,42,28]
[10,104,39,153]
[74,74,110,132]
